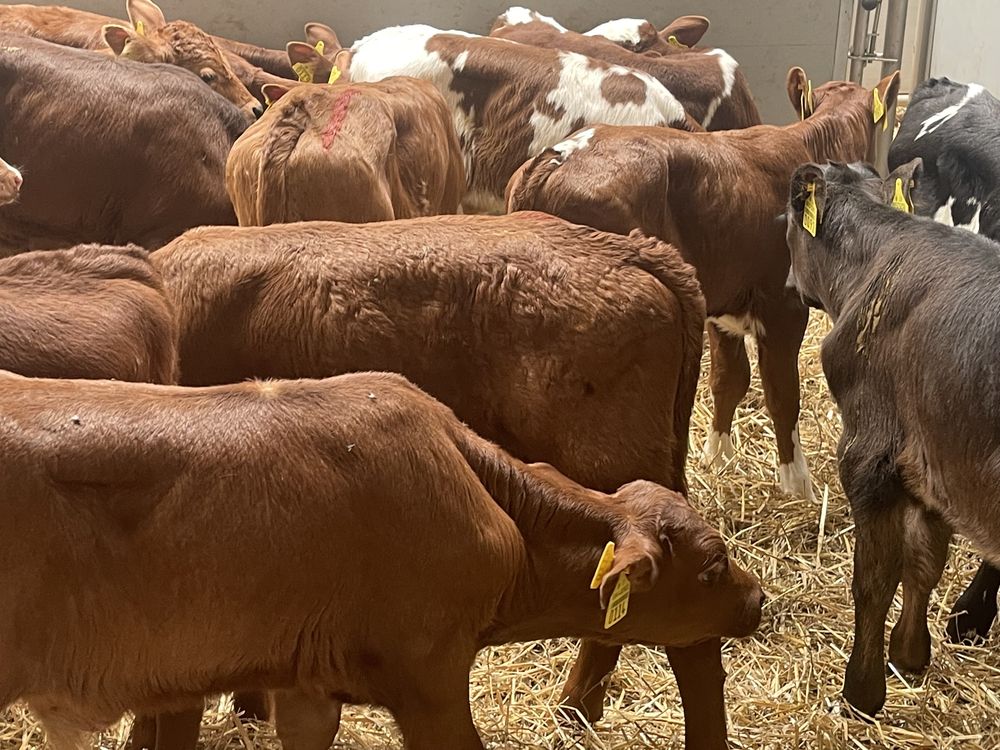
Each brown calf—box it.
[489,13,758,130]
[148,212,736,745]
[304,25,702,213]
[0,244,177,383]
[0,34,246,252]
[508,68,901,504]
[226,78,464,225]
[0,155,21,206]
[1,369,762,750]
[0,0,262,118]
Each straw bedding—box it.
[2,313,997,749]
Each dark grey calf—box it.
[785,158,1000,717]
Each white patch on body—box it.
[915,83,985,140]
[549,127,595,164]
[453,50,469,71]
[585,18,646,45]
[701,49,738,129]
[702,430,735,468]
[778,428,814,500]
[528,51,686,154]
[708,314,765,339]
[933,195,983,233]
[498,6,567,30]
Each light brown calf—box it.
[0,369,762,750]
[508,69,900,508]
[0,155,21,206]
[0,0,261,118]
[226,78,464,225]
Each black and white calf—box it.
[891,78,1000,643]
[890,77,1000,240]
[785,159,1000,717]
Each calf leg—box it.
[843,502,904,716]
[703,323,751,467]
[390,672,484,750]
[126,707,201,750]
[889,506,951,674]
[667,639,728,750]
[756,297,812,500]
[233,690,270,722]
[125,715,158,750]
[557,642,622,724]
[272,689,342,750]
[948,561,1000,643]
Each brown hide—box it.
[0,369,760,749]
[490,22,760,129]
[0,34,246,252]
[227,78,465,225]
[0,244,177,383]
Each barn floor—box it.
[3,312,998,750]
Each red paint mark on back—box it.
[322,88,356,150]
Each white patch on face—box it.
[708,314,766,339]
[778,428,814,500]
[528,52,686,155]
[933,195,983,233]
[585,18,646,45]
[702,430,735,468]
[933,196,955,226]
[701,49,738,129]
[915,83,985,140]
[549,127,595,164]
[498,6,567,31]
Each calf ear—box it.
[103,24,134,56]
[261,83,291,105]
[598,537,661,609]
[659,15,710,47]
[883,157,923,211]
[873,70,901,129]
[287,41,329,83]
[786,67,811,118]
[789,163,828,236]
[126,0,167,32]
[332,49,353,82]
[304,22,341,54]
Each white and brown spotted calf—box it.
[322,24,700,213]
[226,78,464,225]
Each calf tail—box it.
[256,99,312,226]
[506,150,567,214]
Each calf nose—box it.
[252,103,265,120]
[12,172,21,189]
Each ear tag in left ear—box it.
[604,574,631,629]
[803,183,818,237]
[135,20,145,36]
[292,62,314,84]
[873,88,885,127]
[328,65,342,85]
[314,40,325,55]
[799,80,813,120]
[891,178,911,213]
[590,542,615,589]
[667,35,687,48]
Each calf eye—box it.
[200,69,217,84]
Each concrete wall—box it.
[9,0,856,124]
[929,0,1000,92]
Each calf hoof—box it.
[701,431,734,469]
[843,666,886,718]
[947,594,997,644]
[556,692,604,727]
[888,624,931,675]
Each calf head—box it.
[103,0,262,119]
[0,157,21,206]
[593,481,763,647]
[784,158,923,313]
[287,30,352,85]
[787,67,900,162]
[586,14,710,54]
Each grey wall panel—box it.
[0,0,853,123]
[930,0,1000,93]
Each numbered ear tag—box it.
[604,574,631,629]
[328,66,342,85]
[292,63,314,84]
[803,183,818,237]
[873,88,885,125]
[314,40,325,55]
[891,178,911,213]
[135,20,145,36]
[590,542,615,589]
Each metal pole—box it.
[914,0,939,82]
[873,0,908,174]
[848,3,871,82]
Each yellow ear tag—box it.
[292,62,314,84]
[667,35,687,48]
[327,65,342,85]
[891,178,911,213]
[135,20,145,36]
[873,88,885,125]
[590,542,615,590]
[803,183,818,237]
[604,574,631,629]
[800,80,814,120]
[314,40,325,56]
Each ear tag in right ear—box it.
[799,81,813,120]
[328,65,342,85]
[667,35,687,48]
[604,574,631,629]
[590,541,615,589]
[873,88,885,125]
[803,183,818,237]
[135,20,145,36]
[891,178,911,213]
[292,62,314,84]
[314,40,325,55]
